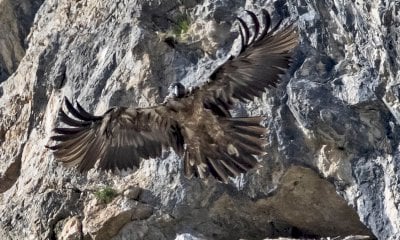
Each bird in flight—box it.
[46,10,298,183]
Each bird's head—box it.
[170,82,186,98]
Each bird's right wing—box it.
[46,97,184,172]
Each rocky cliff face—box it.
[0,0,399,239]
[0,0,43,82]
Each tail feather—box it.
[233,132,265,150]
[220,159,241,176]
[220,116,266,177]
[225,116,266,153]
[208,157,229,183]
[221,152,254,171]
[232,125,266,137]
[236,141,264,155]
[182,116,266,183]
[227,117,264,126]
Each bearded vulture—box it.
[46,10,298,183]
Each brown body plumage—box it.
[46,10,298,183]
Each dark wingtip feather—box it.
[76,101,102,121]
[236,17,250,48]
[237,26,246,54]
[58,108,90,127]
[45,144,52,149]
[258,9,271,40]
[50,134,77,142]
[244,10,260,44]
[46,144,61,150]
[64,97,96,122]
[54,127,87,135]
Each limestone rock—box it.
[123,186,141,200]
[83,197,153,240]
[0,0,399,239]
[0,0,43,82]
[58,216,83,240]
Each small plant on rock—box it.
[94,186,117,204]
[173,14,191,37]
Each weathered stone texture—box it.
[0,0,43,82]
[0,0,399,239]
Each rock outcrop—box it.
[0,0,43,82]
[0,0,399,239]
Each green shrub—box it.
[94,186,117,204]
[173,14,190,36]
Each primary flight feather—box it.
[47,10,298,183]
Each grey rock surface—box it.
[0,0,399,239]
[0,0,44,83]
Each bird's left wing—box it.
[46,97,184,172]
[190,10,298,110]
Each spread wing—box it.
[192,10,298,112]
[46,97,184,172]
